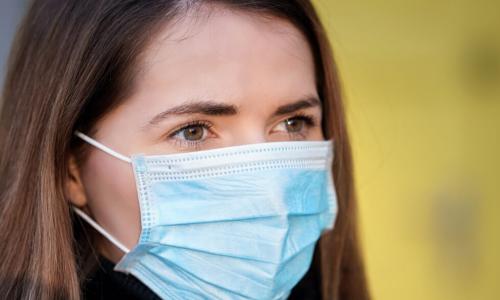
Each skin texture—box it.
[66,6,324,263]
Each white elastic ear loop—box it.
[72,206,131,254]
[74,131,132,164]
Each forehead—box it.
[132,5,317,109]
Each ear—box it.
[65,154,88,207]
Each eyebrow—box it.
[273,96,321,116]
[146,95,321,127]
[147,101,238,126]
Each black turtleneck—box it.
[82,255,322,300]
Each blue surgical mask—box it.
[73,131,338,300]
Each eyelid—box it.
[167,120,214,138]
[271,112,317,131]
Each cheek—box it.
[81,150,141,248]
[311,125,325,140]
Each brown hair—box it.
[0,0,370,299]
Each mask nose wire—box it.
[71,130,132,254]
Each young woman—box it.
[0,1,370,299]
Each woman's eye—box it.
[284,118,306,133]
[273,114,316,137]
[168,121,214,148]
[166,114,316,149]
[178,125,205,141]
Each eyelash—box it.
[167,113,317,149]
[168,120,214,150]
[289,112,316,129]
[284,113,317,139]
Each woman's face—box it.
[68,7,323,262]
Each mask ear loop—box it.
[71,130,132,254]
[74,131,132,163]
[72,207,131,254]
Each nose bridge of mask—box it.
[72,131,132,254]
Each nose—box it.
[228,119,268,146]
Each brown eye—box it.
[168,120,215,149]
[271,114,316,139]
[284,118,306,133]
[181,125,205,141]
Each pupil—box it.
[183,126,203,140]
[285,119,303,132]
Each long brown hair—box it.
[0,1,370,299]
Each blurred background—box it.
[313,0,499,299]
[1,1,499,299]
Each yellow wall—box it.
[313,1,500,299]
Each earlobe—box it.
[65,154,88,207]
